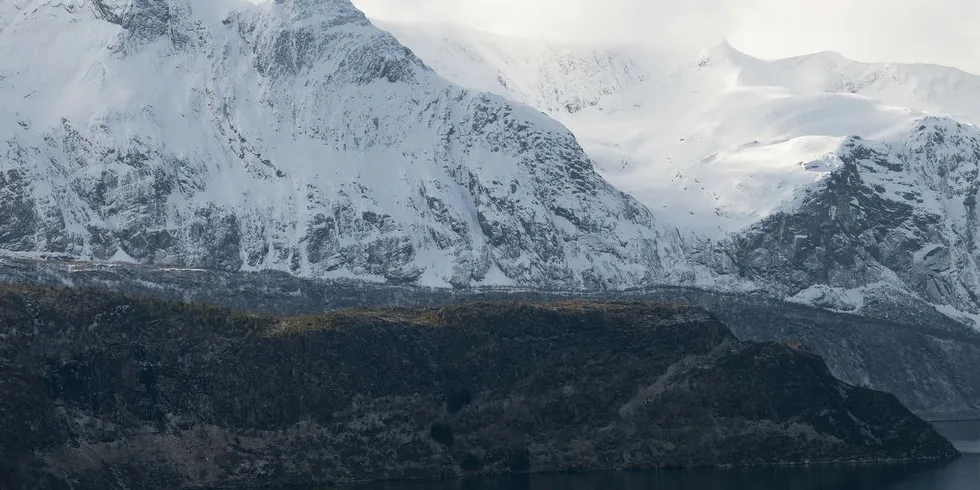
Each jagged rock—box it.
[711,119,980,317]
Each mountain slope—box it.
[0,0,688,289]
[374,20,980,323]
[373,22,979,236]
[753,50,980,126]
[707,119,980,321]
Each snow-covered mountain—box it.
[376,22,980,231]
[375,20,980,324]
[704,120,980,322]
[1,1,977,326]
[0,0,697,289]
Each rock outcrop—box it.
[711,119,980,320]
[0,285,957,489]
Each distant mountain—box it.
[375,20,980,326]
[0,0,688,289]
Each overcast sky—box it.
[353,0,980,74]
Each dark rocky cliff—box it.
[3,256,978,420]
[0,285,956,489]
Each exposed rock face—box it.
[0,286,957,489]
[709,118,980,318]
[0,0,682,289]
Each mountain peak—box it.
[0,0,683,289]
[710,38,737,55]
[698,38,756,67]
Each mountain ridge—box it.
[2,1,979,325]
[373,18,980,325]
[0,0,694,289]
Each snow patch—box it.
[788,285,865,313]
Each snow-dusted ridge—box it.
[1,1,978,328]
[374,19,980,325]
[374,21,980,234]
[0,0,698,289]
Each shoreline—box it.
[213,453,963,490]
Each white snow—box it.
[374,21,980,239]
[0,0,685,289]
[372,18,980,324]
[2,1,979,325]
[786,284,868,313]
[933,304,980,331]
[108,248,137,264]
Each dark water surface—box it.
[347,421,980,490]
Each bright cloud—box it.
[353,0,980,73]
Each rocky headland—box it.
[0,285,958,489]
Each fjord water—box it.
[349,421,980,490]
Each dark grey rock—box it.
[0,257,977,420]
[0,289,957,489]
